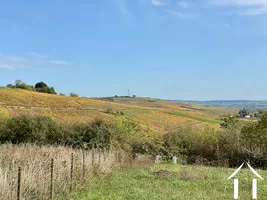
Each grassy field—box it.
[69,163,267,200]
[121,109,151,116]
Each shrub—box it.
[14,80,35,91]
[218,115,267,168]
[68,119,113,149]
[239,112,267,167]
[218,116,244,167]
[70,92,79,97]
[164,124,218,165]
[6,84,15,89]
[7,113,267,168]
[0,115,162,156]
[164,125,196,158]
[0,116,61,144]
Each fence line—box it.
[0,146,118,200]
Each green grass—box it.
[167,111,221,124]
[68,163,267,200]
[121,109,151,116]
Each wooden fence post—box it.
[82,151,85,180]
[103,148,107,162]
[116,151,119,163]
[50,158,54,200]
[118,151,121,164]
[70,153,74,191]
[91,149,95,167]
[17,167,22,200]
[98,148,101,167]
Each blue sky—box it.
[1,0,267,100]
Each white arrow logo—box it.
[227,162,263,199]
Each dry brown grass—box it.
[0,144,116,200]
[7,109,116,124]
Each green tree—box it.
[70,92,79,97]
[15,80,27,89]
[220,116,239,129]
[35,82,57,94]
[48,87,56,94]
[35,82,48,89]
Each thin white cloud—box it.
[212,0,267,7]
[178,1,189,9]
[27,52,47,59]
[49,60,72,65]
[0,54,77,70]
[152,0,168,6]
[10,56,26,61]
[211,0,267,15]
[238,7,267,15]
[166,10,197,19]
[0,63,25,69]
[0,55,27,69]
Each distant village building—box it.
[245,115,251,118]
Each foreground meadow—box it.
[70,162,267,200]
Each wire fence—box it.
[0,145,119,200]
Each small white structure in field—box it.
[228,162,263,200]
[155,155,161,164]
[172,156,177,164]
[245,115,251,118]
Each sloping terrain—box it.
[0,87,233,132]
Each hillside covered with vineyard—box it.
[0,87,236,132]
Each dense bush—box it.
[0,116,114,147]
[239,113,267,167]
[7,80,36,91]
[68,119,113,149]
[163,113,267,168]
[163,125,218,165]
[2,111,267,168]
[70,92,79,97]
[0,115,62,144]
[0,114,161,156]
[111,120,163,155]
